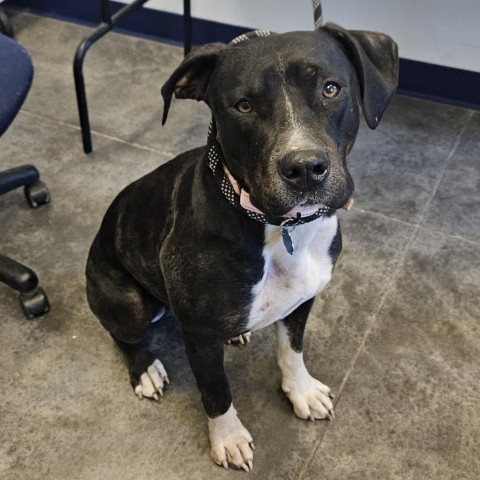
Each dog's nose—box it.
[279,151,329,191]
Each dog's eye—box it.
[235,100,252,113]
[322,82,341,99]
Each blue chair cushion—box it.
[0,32,33,136]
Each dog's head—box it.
[162,24,398,217]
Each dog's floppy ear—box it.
[323,23,399,129]
[161,42,227,125]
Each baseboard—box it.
[3,0,251,45]
[4,0,480,110]
[398,58,480,111]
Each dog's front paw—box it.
[283,375,335,421]
[134,359,170,401]
[208,404,255,471]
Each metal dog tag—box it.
[281,225,295,255]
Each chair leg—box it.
[0,6,14,38]
[0,254,50,319]
[183,0,192,56]
[0,164,39,194]
[72,0,150,154]
[73,0,192,153]
[0,165,51,207]
[73,38,94,154]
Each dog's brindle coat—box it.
[86,24,398,471]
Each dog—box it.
[86,22,398,471]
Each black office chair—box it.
[0,32,50,319]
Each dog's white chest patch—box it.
[246,215,338,331]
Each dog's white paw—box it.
[282,375,335,421]
[134,359,170,401]
[226,331,252,346]
[208,404,255,471]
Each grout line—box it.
[297,111,474,480]
[351,207,416,227]
[338,206,417,231]
[353,207,480,247]
[20,109,79,128]
[85,129,178,157]
[19,110,178,158]
[416,224,480,247]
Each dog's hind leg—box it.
[275,299,335,421]
[86,254,169,400]
[226,331,252,346]
[113,333,170,400]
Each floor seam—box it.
[19,110,178,157]
[355,207,480,247]
[416,224,480,247]
[296,112,474,480]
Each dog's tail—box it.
[312,0,323,29]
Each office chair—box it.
[0,32,50,319]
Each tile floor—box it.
[0,11,479,480]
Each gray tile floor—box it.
[1,11,479,480]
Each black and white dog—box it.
[86,22,398,471]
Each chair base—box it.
[0,254,50,319]
[20,287,50,319]
[0,165,51,319]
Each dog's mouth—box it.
[243,160,355,218]
[242,191,327,219]
[242,186,355,219]
[224,165,307,218]
[286,201,326,217]
[223,163,354,219]
[248,185,355,218]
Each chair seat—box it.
[0,32,33,136]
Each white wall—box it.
[119,0,480,73]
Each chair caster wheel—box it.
[24,180,51,208]
[19,287,50,319]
